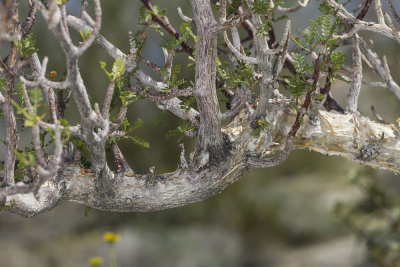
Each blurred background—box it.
[1,0,400,266]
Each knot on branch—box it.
[357,134,385,161]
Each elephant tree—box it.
[0,0,399,218]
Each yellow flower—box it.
[103,232,120,243]
[88,257,104,266]
[49,71,57,81]
[257,119,263,126]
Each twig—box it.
[140,0,194,55]
[359,38,400,99]
[21,1,37,37]
[223,31,260,64]
[345,34,363,112]
[277,0,310,12]
[386,0,400,25]
[112,142,132,175]
[19,56,70,89]
[220,90,250,121]
[177,7,193,24]
[76,0,101,56]
[356,0,372,20]
[179,143,188,169]
[371,105,386,123]
[102,81,115,119]
[130,85,194,101]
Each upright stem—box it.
[3,0,19,186]
[191,0,224,164]
[345,34,362,112]
[3,75,17,186]
[248,0,273,125]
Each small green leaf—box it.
[312,93,325,100]
[0,78,5,91]
[14,149,36,168]
[79,28,91,41]
[13,33,39,58]
[84,206,91,218]
[112,57,126,81]
[119,91,138,107]
[100,61,112,80]
[126,135,150,148]
[292,53,308,75]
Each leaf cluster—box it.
[100,57,126,82]
[286,3,349,105]
[13,33,39,58]
[165,120,195,143]
[217,59,256,91]
[108,117,149,149]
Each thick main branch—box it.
[4,101,400,217]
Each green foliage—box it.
[119,90,141,107]
[100,57,126,82]
[292,53,309,76]
[317,15,334,40]
[14,149,36,170]
[312,93,325,101]
[160,64,187,89]
[12,87,44,128]
[165,120,195,142]
[162,22,197,51]
[125,135,150,149]
[29,87,43,115]
[112,58,126,80]
[180,23,197,44]
[179,96,196,111]
[330,50,346,70]
[217,60,256,92]
[286,3,349,108]
[13,33,38,58]
[79,28,92,41]
[108,117,150,149]
[252,0,272,15]
[84,206,91,218]
[250,0,278,36]
[39,118,71,152]
[227,0,243,15]
[0,78,5,91]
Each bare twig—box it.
[345,34,363,112]
[371,105,386,123]
[102,81,115,119]
[19,57,70,89]
[356,0,373,20]
[359,38,400,99]
[277,0,310,12]
[130,85,194,101]
[386,0,400,25]
[177,7,193,23]
[21,1,37,37]
[112,143,132,175]
[327,0,400,43]
[223,30,260,64]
